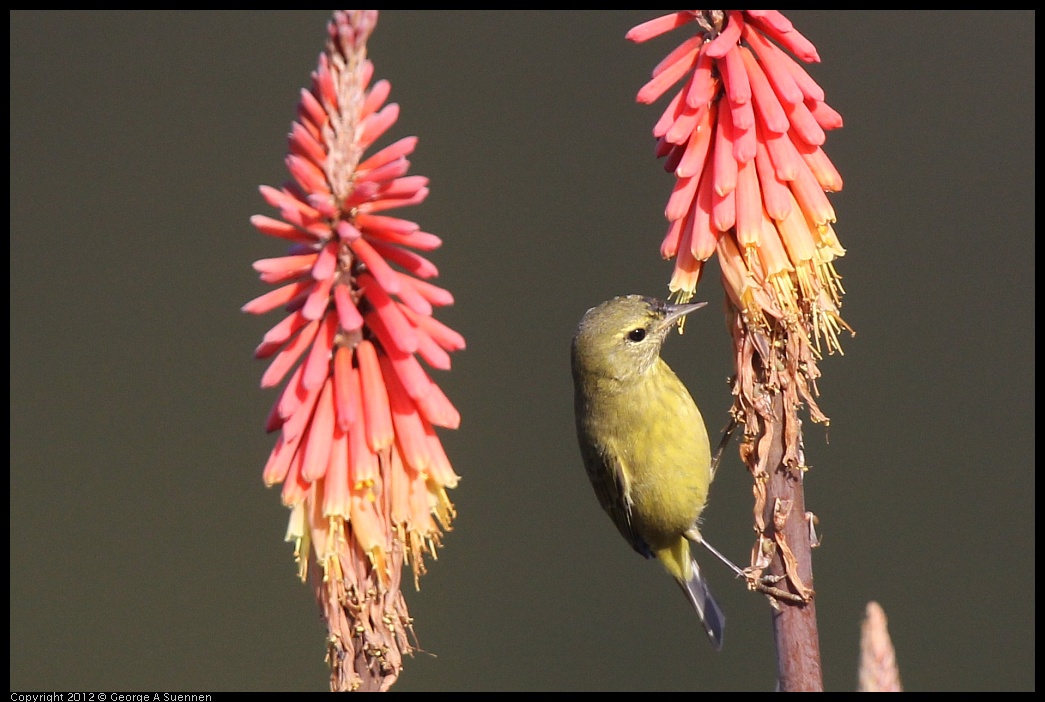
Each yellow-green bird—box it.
[571,295,724,649]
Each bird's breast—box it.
[580,362,713,547]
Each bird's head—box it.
[571,295,707,382]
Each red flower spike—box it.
[631,8,848,360]
[252,252,316,278]
[335,220,362,241]
[355,212,420,236]
[800,145,843,192]
[246,11,463,690]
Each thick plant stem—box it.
[759,392,822,691]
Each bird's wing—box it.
[582,439,654,560]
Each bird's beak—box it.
[659,300,708,332]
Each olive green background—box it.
[10,10,1034,691]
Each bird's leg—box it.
[753,574,808,605]
[685,528,744,576]
[686,528,809,605]
[709,416,738,480]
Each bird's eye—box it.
[627,328,647,342]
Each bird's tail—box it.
[657,538,725,650]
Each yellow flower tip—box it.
[429,484,456,530]
[367,546,390,587]
[814,257,846,307]
[404,529,432,591]
[353,478,377,501]
[285,500,308,544]
[809,292,853,357]
[668,273,698,300]
[813,223,846,263]
[743,243,761,272]
[669,288,695,305]
[425,533,442,561]
[438,472,460,491]
[767,271,799,316]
